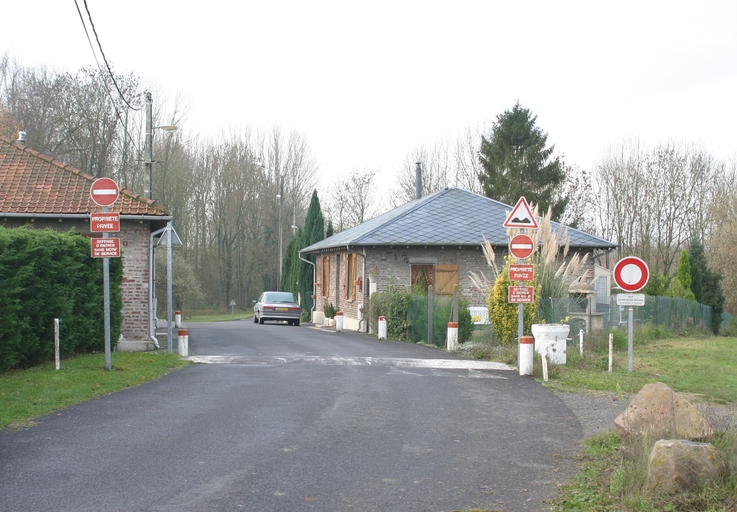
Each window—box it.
[435,264,459,296]
[345,253,357,300]
[321,255,331,297]
[411,265,435,293]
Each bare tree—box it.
[325,167,380,231]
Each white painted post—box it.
[336,311,344,332]
[519,335,534,376]
[608,332,613,372]
[579,329,584,357]
[178,329,189,357]
[446,322,458,352]
[542,351,549,382]
[54,318,60,370]
[175,310,182,328]
[378,316,387,340]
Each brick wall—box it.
[118,222,151,341]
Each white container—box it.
[531,323,570,365]
[378,316,387,340]
[335,311,344,332]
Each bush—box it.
[368,288,413,341]
[407,295,475,347]
[0,227,122,371]
[488,255,537,347]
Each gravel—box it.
[553,390,630,439]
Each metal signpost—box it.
[613,256,650,372]
[504,197,538,371]
[90,178,120,371]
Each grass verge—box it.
[0,351,189,429]
[462,330,737,511]
[185,311,253,322]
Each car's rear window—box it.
[264,292,296,303]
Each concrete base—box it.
[116,338,157,352]
[312,311,325,324]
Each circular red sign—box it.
[613,256,650,292]
[90,178,119,207]
[509,234,534,259]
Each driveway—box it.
[0,321,582,511]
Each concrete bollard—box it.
[378,316,387,340]
[178,328,188,357]
[175,310,182,328]
[336,311,344,332]
[519,335,534,376]
[446,322,459,352]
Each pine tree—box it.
[479,101,567,218]
[297,190,325,314]
[689,238,725,333]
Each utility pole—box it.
[145,92,153,200]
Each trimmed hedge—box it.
[0,227,122,371]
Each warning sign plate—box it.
[91,237,121,258]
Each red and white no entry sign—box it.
[613,256,650,292]
[509,234,534,259]
[90,178,119,207]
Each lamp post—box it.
[144,92,178,200]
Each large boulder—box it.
[614,382,712,439]
[647,439,729,490]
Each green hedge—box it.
[0,227,122,371]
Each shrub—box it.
[323,302,336,319]
[369,287,413,341]
[488,255,537,346]
[0,227,123,371]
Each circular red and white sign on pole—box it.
[613,256,650,292]
[90,178,119,207]
[509,234,534,259]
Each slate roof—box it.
[301,187,616,253]
[0,137,168,216]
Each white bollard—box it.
[579,329,585,357]
[175,310,182,328]
[608,332,613,372]
[519,335,534,376]
[378,316,387,340]
[336,311,344,332]
[178,329,188,356]
[446,322,459,352]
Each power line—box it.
[79,0,142,112]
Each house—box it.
[300,187,617,332]
[0,136,171,351]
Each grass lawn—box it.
[0,351,188,429]
[185,311,253,322]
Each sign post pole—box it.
[90,178,120,370]
[613,256,650,373]
[103,205,112,370]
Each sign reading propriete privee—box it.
[90,212,120,232]
[509,264,534,281]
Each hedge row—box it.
[0,227,122,371]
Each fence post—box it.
[54,318,60,370]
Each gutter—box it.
[0,212,172,221]
[149,226,168,348]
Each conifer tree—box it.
[479,101,567,218]
[297,190,325,314]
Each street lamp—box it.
[144,92,178,200]
[257,162,284,291]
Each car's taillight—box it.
[288,307,301,312]
[262,306,275,311]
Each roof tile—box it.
[0,137,168,216]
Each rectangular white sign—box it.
[617,293,645,306]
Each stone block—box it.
[614,382,712,439]
[647,439,728,491]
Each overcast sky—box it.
[3,1,736,192]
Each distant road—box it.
[0,321,582,511]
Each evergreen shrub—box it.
[0,227,122,371]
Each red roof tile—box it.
[0,137,168,216]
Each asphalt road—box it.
[0,321,583,512]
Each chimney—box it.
[415,161,422,199]
[17,131,26,145]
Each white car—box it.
[253,291,301,326]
